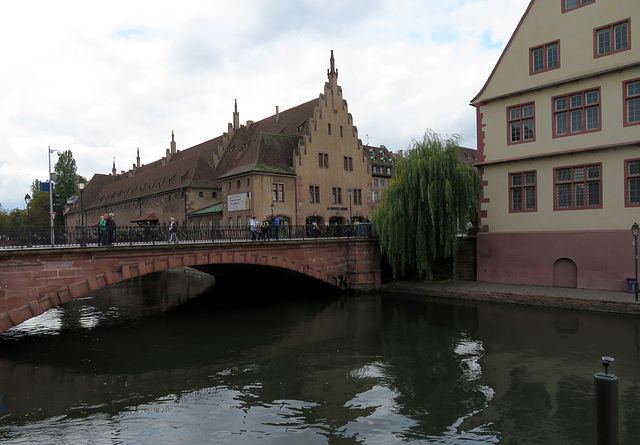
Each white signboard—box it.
[227,192,251,212]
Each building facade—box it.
[472,0,640,291]
[66,52,378,231]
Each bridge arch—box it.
[0,239,380,333]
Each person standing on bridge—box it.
[98,214,107,245]
[249,216,258,240]
[169,217,179,243]
[272,214,280,240]
[106,213,116,245]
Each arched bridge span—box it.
[0,238,381,333]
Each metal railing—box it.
[0,223,373,250]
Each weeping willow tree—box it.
[371,130,481,280]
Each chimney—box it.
[275,106,279,123]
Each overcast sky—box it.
[1,0,530,211]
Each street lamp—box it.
[78,178,86,247]
[48,147,61,247]
[632,222,639,302]
[270,203,275,219]
[347,188,353,222]
[24,194,31,248]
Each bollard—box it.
[594,356,618,445]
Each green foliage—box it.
[371,130,481,280]
[53,150,79,227]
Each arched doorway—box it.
[553,258,578,288]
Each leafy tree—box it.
[53,150,79,226]
[371,130,481,280]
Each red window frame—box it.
[552,88,601,137]
[509,171,537,213]
[594,19,631,58]
[626,158,640,207]
[507,102,536,145]
[554,163,602,210]
[623,78,640,127]
[529,40,560,74]
[562,0,594,13]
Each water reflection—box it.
[0,271,639,444]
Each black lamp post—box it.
[632,222,639,302]
[270,202,275,219]
[78,178,86,247]
[24,194,31,247]
[347,188,353,222]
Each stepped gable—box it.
[216,98,318,179]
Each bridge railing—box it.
[0,223,373,249]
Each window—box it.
[340,125,343,137]
[553,89,600,136]
[624,79,640,126]
[328,123,331,135]
[626,159,640,207]
[309,185,320,203]
[508,103,535,144]
[562,0,594,12]
[595,20,630,57]
[554,164,602,210]
[318,153,329,168]
[510,171,537,212]
[272,183,284,202]
[332,187,343,204]
[530,41,559,74]
[352,188,363,205]
[344,156,353,171]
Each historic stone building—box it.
[66,52,376,231]
[472,0,639,291]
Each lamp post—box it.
[632,222,639,302]
[24,194,31,248]
[78,178,86,247]
[270,203,275,219]
[347,188,353,222]
[48,147,61,247]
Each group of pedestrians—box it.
[249,215,280,241]
[98,213,116,245]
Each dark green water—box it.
[1,269,639,444]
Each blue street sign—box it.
[40,182,51,192]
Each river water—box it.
[1,269,639,444]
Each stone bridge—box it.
[0,238,381,334]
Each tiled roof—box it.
[83,154,219,210]
[217,99,318,179]
[458,147,478,166]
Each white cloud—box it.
[0,0,529,210]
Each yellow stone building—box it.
[67,52,374,231]
[472,0,640,291]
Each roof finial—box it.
[328,50,337,77]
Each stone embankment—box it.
[381,280,640,316]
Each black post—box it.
[633,222,639,302]
[594,356,618,445]
[79,188,86,247]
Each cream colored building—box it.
[471,0,640,291]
